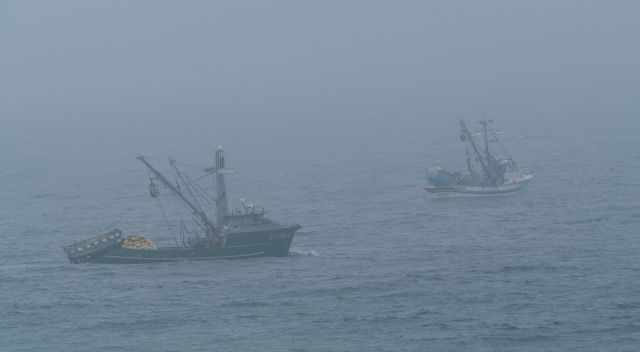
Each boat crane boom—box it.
[136,156,217,238]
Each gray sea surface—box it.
[1,120,640,351]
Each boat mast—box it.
[465,147,475,175]
[459,120,493,183]
[136,156,218,240]
[480,120,491,160]
[215,147,230,226]
[204,146,231,227]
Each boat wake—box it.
[289,249,319,257]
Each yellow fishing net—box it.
[121,235,158,250]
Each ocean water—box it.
[2,121,640,351]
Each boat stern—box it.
[63,229,124,263]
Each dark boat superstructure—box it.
[425,120,533,195]
[64,147,300,264]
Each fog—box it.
[5,4,640,351]
[2,0,639,165]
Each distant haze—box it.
[3,4,640,351]
[2,1,639,165]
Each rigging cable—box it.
[170,159,206,213]
[192,180,217,208]
[144,165,176,235]
[154,195,175,234]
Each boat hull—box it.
[67,225,299,264]
[425,175,533,196]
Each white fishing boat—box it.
[426,120,534,196]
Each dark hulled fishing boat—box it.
[64,147,301,264]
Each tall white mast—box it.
[214,146,230,226]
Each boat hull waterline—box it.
[425,174,534,196]
[65,226,299,264]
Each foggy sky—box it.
[2,1,639,164]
